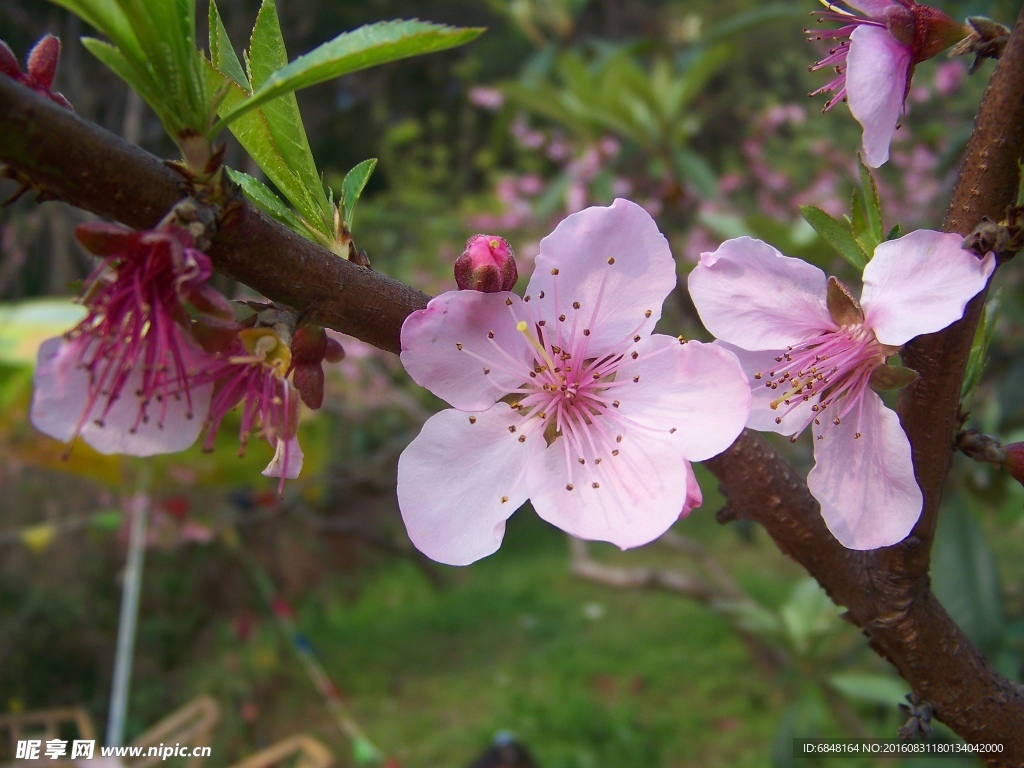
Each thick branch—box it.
[0,75,427,354]
[894,2,1024,563]
[708,8,1024,759]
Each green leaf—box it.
[340,158,377,231]
[827,673,907,706]
[227,169,311,238]
[961,290,1000,400]
[245,0,331,226]
[932,501,1005,656]
[206,61,330,238]
[212,20,484,132]
[673,148,718,199]
[857,155,884,246]
[799,205,868,270]
[47,0,143,60]
[886,222,902,241]
[209,0,249,89]
[81,37,162,109]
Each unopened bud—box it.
[455,234,517,292]
[1003,442,1024,485]
[885,3,968,64]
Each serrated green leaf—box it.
[212,20,483,132]
[341,158,377,231]
[228,168,311,238]
[81,37,161,109]
[962,290,1000,400]
[209,0,250,89]
[246,0,331,227]
[857,155,884,246]
[799,205,868,270]
[206,60,330,238]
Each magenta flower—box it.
[808,0,966,167]
[197,328,303,489]
[31,222,223,455]
[688,231,994,549]
[398,199,751,565]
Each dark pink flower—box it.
[31,223,223,455]
[808,0,966,166]
[197,328,303,489]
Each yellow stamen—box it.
[516,320,556,371]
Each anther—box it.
[616,435,623,443]
[539,291,545,299]
[613,400,620,408]
[633,335,641,342]
[592,482,600,489]
[583,329,591,336]
[632,375,640,383]
[469,416,477,424]
[644,310,652,318]
[578,458,585,465]
[612,449,619,456]
[487,331,495,339]
[566,484,574,491]
[483,368,490,375]
[559,314,566,322]
[518,435,526,443]
[508,425,516,433]
[631,351,638,359]
[456,343,463,350]
[501,496,509,503]
[573,301,581,309]
[607,257,615,265]
[551,268,559,275]
[505,298,513,306]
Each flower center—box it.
[757,323,886,440]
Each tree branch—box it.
[0,75,427,354]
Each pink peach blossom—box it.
[398,199,751,565]
[808,0,966,166]
[689,231,994,549]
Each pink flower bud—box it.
[454,234,518,292]
[1003,442,1024,486]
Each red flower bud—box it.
[454,234,518,292]
[1003,442,1024,486]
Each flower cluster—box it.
[398,200,751,565]
[30,219,329,489]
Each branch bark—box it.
[0,75,427,354]
[2,11,1024,758]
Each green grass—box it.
[188,502,808,768]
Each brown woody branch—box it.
[709,6,1024,761]
[0,74,428,354]
[2,10,1024,757]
